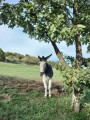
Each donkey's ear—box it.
[45,54,52,60]
[38,56,41,60]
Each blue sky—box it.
[0,0,89,61]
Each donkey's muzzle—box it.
[40,72,44,76]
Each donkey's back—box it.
[45,63,53,78]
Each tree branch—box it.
[25,0,29,2]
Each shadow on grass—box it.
[6,59,21,64]
[0,75,35,82]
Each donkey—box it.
[38,54,53,98]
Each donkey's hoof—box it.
[49,95,52,98]
[44,96,47,98]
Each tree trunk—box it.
[71,88,80,113]
[51,40,69,67]
[75,36,83,67]
[25,0,29,2]
[73,0,82,67]
[73,35,82,113]
[71,0,82,113]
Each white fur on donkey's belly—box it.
[42,74,51,81]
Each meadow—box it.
[0,62,61,81]
[0,62,90,120]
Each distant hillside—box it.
[5,52,39,65]
[0,48,89,67]
[4,51,56,67]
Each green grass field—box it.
[0,62,61,81]
[0,62,90,120]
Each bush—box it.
[21,55,39,65]
[5,52,24,60]
[5,52,24,63]
[57,64,90,93]
[0,48,5,61]
[48,61,57,68]
[5,51,57,66]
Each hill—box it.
[5,51,57,67]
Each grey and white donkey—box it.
[38,54,53,98]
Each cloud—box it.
[0,25,89,62]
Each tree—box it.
[59,66,90,113]
[67,0,90,112]
[0,0,70,66]
[0,0,90,112]
[0,0,89,66]
[0,48,5,61]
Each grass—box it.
[0,62,61,81]
[0,62,40,80]
[0,62,90,120]
[0,88,89,120]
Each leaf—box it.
[77,24,86,28]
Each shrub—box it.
[61,67,90,92]
[5,51,56,66]
[48,61,57,68]
[56,63,90,92]
[5,52,24,63]
[0,48,5,61]
[21,55,39,65]
[57,63,90,112]
[5,52,24,60]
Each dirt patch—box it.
[0,94,11,102]
[0,79,65,98]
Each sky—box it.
[0,0,89,61]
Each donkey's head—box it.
[38,54,52,76]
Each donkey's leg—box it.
[43,79,48,97]
[48,79,52,98]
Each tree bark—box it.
[75,36,83,67]
[73,0,83,68]
[25,0,29,2]
[44,31,69,67]
[51,40,69,67]
[71,0,83,113]
[71,88,80,113]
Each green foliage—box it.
[64,55,75,66]
[0,48,5,61]
[48,61,57,68]
[55,62,60,70]
[0,0,89,46]
[5,52,24,63]
[82,58,90,67]
[21,54,39,65]
[0,0,90,68]
[5,52,24,59]
[64,55,90,67]
[5,51,57,66]
[57,65,90,92]
[5,52,39,65]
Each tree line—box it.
[0,48,39,65]
[0,48,56,67]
